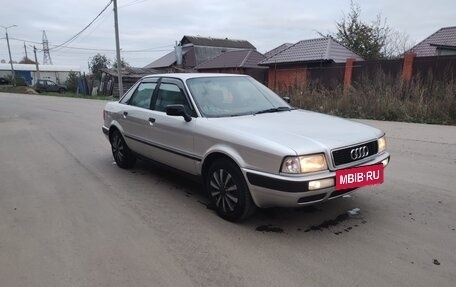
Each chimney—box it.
[175,41,183,66]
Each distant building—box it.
[144,35,256,71]
[99,67,161,97]
[408,26,456,57]
[0,64,80,85]
[259,37,363,91]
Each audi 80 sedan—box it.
[102,73,390,221]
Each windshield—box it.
[186,76,290,117]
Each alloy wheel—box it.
[209,168,239,213]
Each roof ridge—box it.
[328,37,364,60]
[325,37,331,59]
[194,52,221,69]
[240,49,253,67]
[183,35,250,42]
[263,43,293,59]
[261,40,303,63]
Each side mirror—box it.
[282,96,291,104]
[166,104,192,122]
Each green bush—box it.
[65,71,79,92]
[15,77,28,86]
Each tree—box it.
[335,1,390,60]
[89,53,110,79]
[112,57,130,69]
[383,31,415,58]
[65,71,79,92]
[19,57,36,64]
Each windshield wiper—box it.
[253,106,293,115]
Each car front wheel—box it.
[110,130,136,169]
[205,159,256,221]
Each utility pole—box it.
[24,42,28,59]
[1,24,17,86]
[113,0,123,97]
[33,46,40,83]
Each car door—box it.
[116,78,158,158]
[143,77,199,174]
[46,80,58,92]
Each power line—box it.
[3,37,173,53]
[50,0,113,51]
[119,0,149,9]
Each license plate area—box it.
[336,164,384,190]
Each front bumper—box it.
[243,152,390,208]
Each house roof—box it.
[408,26,456,57]
[194,49,267,70]
[260,37,363,65]
[101,67,162,78]
[264,43,293,58]
[143,51,178,69]
[181,35,255,49]
[144,36,256,69]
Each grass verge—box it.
[0,86,116,101]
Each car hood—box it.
[207,109,383,155]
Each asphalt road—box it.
[1,92,455,287]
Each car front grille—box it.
[332,140,378,167]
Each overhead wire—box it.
[1,0,167,67]
[49,0,113,51]
[119,0,149,9]
[4,37,172,53]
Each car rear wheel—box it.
[205,159,256,221]
[110,130,136,169]
[58,88,65,93]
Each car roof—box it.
[141,73,249,81]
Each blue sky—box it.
[0,0,454,71]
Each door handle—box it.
[123,111,128,118]
[148,117,156,126]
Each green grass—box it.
[0,85,116,101]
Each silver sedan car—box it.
[102,73,390,221]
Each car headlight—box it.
[281,154,328,174]
[378,136,386,153]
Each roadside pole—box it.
[33,46,40,83]
[113,0,123,97]
[1,25,17,86]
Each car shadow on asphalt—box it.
[129,159,370,236]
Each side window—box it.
[47,81,56,86]
[154,83,190,113]
[128,82,156,109]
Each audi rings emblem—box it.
[350,146,369,160]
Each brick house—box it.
[259,37,362,92]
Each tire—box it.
[110,130,136,169]
[58,88,65,93]
[205,159,256,221]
